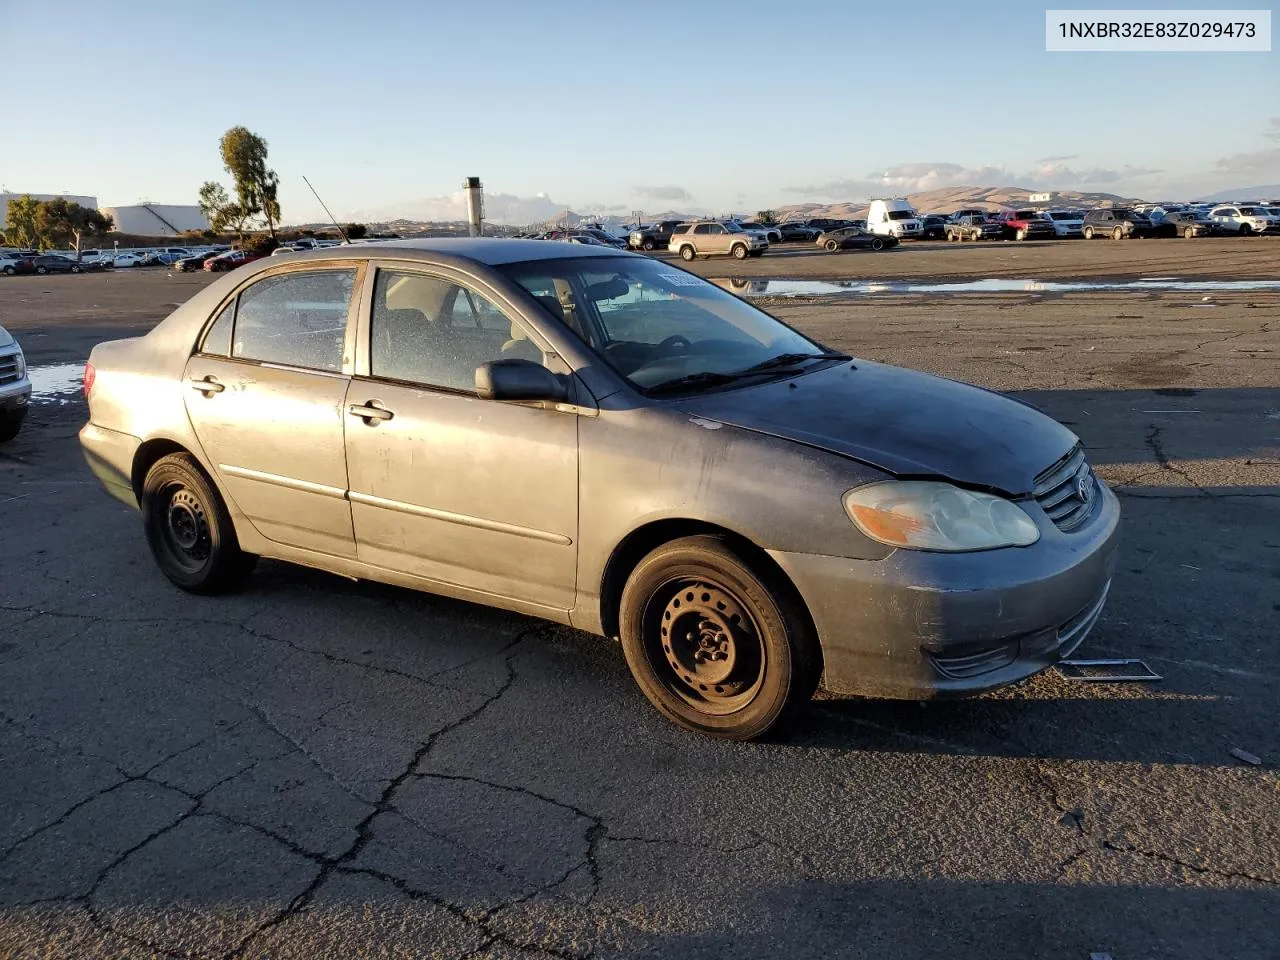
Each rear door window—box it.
[231,269,356,371]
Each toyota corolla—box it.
[80,240,1119,739]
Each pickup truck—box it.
[995,209,1057,241]
[628,220,684,251]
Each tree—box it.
[34,199,112,257]
[756,210,778,225]
[198,181,254,239]
[345,222,368,240]
[3,194,42,249]
[219,126,280,240]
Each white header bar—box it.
[1046,10,1271,50]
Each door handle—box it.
[348,402,394,423]
[189,376,225,395]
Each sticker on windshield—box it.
[659,273,704,287]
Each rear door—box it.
[183,264,362,556]
[343,264,580,609]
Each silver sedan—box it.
[80,240,1119,739]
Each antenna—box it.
[302,176,350,243]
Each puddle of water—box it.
[29,363,86,404]
[713,278,1280,297]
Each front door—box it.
[183,265,361,557]
[344,267,579,610]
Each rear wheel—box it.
[1112,226,1125,240]
[824,239,839,252]
[642,239,655,251]
[1016,228,1027,241]
[70,264,80,273]
[1083,226,1094,240]
[619,535,819,740]
[3,266,14,276]
[1184,227,1195,239]
[1240,223,1252,236]
[142,453,257,594]
[731,243,749,260]
[870,237,885,251]
[35,266,48,275]
[679,245,696,262]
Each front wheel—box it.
[1016,228,1027,241]
[3,266,14,276]
[35,266,48,275]
[1239,224,1252,236]
[619,535,820,740]
[70,264,80,273]
[642,239,655,251]
[142,453,257,594]
[1112,226,1125,241]
[1083,226,1094,240]
[870,237,885,251]
[678,245,696,262]
[1184,227,1195,239]
[0,413,23,443]
[731,243,749,260]
[824,239,839,252]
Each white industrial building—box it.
[100,204,209,237]
[0,192,98,226]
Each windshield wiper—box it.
[737,351,851,373]
[646,370,745,395]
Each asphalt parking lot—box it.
[1,243,1277,959]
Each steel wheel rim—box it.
[156,482,212,572]
[643,576,766,715]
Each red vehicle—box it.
[204,249,265,272]
[994,209,1057,241]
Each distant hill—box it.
[773,185,1137,220]
[1193,184,1280,202]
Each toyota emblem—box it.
[1076,475,1092,503]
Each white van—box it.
[866,199,923,239]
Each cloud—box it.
[1036,154,1079,164]
[783,178,884,198]
[1031,162,1162,186]
[1214,146,1280,177]
[633,185,694,202]
[1263,117,1280,141]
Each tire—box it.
[618,535,819,740]
[679,245,696,262]
[824,239,839,253]
[642,239,655,251]
[1016,228,1027,241]
[1112,226,1124,241]
[731,243,749,260]
[142,453,257,594]
[35,266,47,275]
[70,265,80,273]
[1184,227,1195,239]
[3,266,13,276]
[0,413,23,443]
[1083,226,1094,240]
[870,237,885,251]
[1240,224,1252,236]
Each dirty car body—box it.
[80,239,1120,738]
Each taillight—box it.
[83,362,95,399]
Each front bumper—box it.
[0,379,31,417]
[769,481,1121,699]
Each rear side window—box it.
[231,269,356,371]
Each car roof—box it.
[278,237,630,267]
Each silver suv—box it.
[668,221,768,261]
[0,324,31,442]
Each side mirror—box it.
[475,359,569,403]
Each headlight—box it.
[14,350,25,380]
[843,481,1040,552]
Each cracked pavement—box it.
[1,254,1278,958]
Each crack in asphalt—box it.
[1101,837,1280,886]
[1144,423,1209,496]
[226,631,558,960]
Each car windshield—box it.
[498,256,829,393]
[886,211,915,220]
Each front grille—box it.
[0,354,19,385]
[1034,444,1098,531]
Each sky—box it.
[1,0,1276,223]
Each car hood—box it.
[0,325,14,348]
[673,360,1078,496]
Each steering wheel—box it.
[656,335,692,353]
